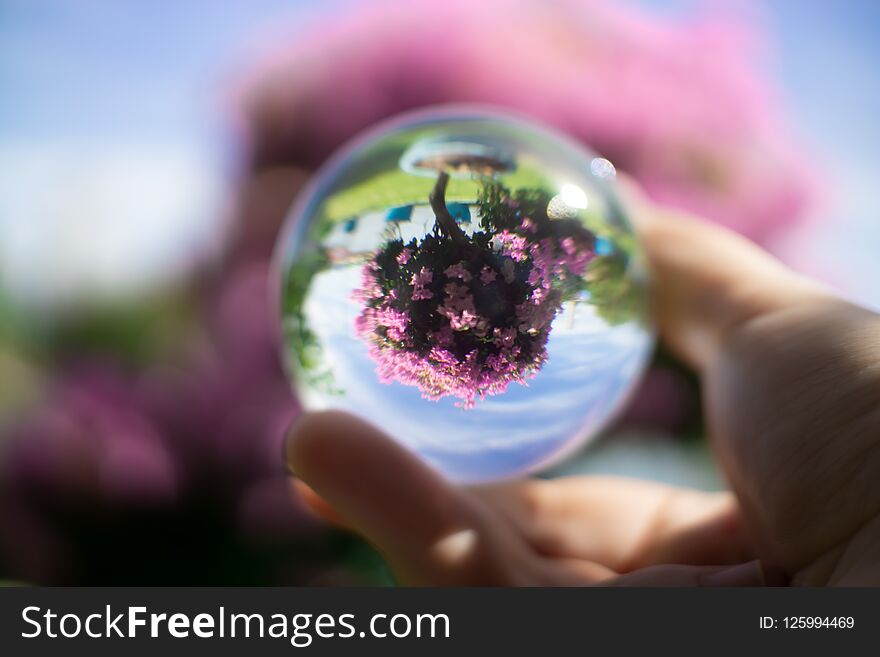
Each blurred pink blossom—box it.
[0,265,314,583]
[3,366,178,509]
[238,0,817,246]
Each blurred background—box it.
[1,0,878,584]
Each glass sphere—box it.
[276,107,653,482]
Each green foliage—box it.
[282,247,342,395]
[0,287,198,370]
[476,178,550,234]
[584,252,648,327]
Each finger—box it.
[619,182,831,370]
[473,477,750,571]
[284,410,529,585]
[604,559,787,587]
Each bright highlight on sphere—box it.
[559,183,589,210]
[276,108,653,482]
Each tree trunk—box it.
[429,171,470,249]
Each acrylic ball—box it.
[276,108,653,482]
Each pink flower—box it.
[376,306,410,343]
[351,264,382,302]
[437,282,485,332]
[444,261,472,281]
[496,231,529,262]
[411,267,434,300]
[363,338,543,409]
[493,327,517,349]
[411,267,433,287]
[396,248,412,265]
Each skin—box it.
[284,194,880,586]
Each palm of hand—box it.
[290,411,760,586]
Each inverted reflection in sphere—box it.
[277,108,653,482]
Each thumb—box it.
[284,410,522,585]
[622,183,831,370]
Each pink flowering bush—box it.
[353,177,596,408]
[239,0,817,248]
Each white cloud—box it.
[0,141,225,309]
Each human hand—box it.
[636,202,880,586]
[284,200,880,586]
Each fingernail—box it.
[281,415,305,477]
[282,457,297,477]
[701,560,764,587]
